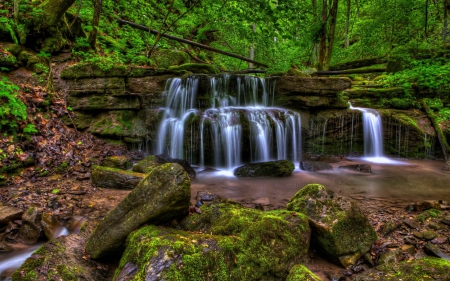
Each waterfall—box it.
[156,75,302,169]
[349,104,393,163]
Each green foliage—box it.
[0,77,27,133]
[0,17,19,44]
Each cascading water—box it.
[156,75,302,170]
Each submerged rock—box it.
[353,257,450,280]
[300,161,333,172]
[85,163,191,259]
[287,184,377,268]
[115,200,310,280]
[91,165,146,189]
[11,234,109,281]
[234,160,295,177]
[338,164,372,173]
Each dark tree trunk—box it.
[88,0,103,49]
[318,0,339,71]
[345,0,350,49]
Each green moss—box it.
[60,63,128,79]
[286,264,321,281]
[51,189,60,194]
[168,63,219,74]
[55,161,69,174]
[416,208,442,222]
[153,49,190,69]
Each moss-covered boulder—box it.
[85,163,191,259]
[286,264,322,281]
[132,155,160,174]
[234,160,295,177]
[102,155,133,170]
[155,154,197,180]
[300,161,333,172]
[91,165,146,189]
[153,49,190,69]
[19,207,43,245]
[168,63,220,74]
[115,200,310,280]
[88,110,147,139]
[353,258,450,280]
[11,234,109,281]
[287,184,377,268]
[0,47,17,67]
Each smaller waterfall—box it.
[349,104,395,163]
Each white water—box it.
[349,104,398,164]
[157,75,302,169]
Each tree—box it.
[318,0,339,70]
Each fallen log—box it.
[116,19,269,68]
[315,68,386,75]
[329,57,387,71]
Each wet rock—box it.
[0,241,13,253]
[423,230,438,240]
[403,218,420,229]
[18,207,43,244]
[380,221,398,236]
[338,164,371,173]
[431,236,447,244]
[0,206,23,225]
[414,200,441,212]
[102,155,133,170]
[132,155,160,174]
[155,154,196,180]
[234,160,295,177]
[41,212,62,240]
[353,258,450,280]
[11,234,110,281]
[85,163,191,259]
[286,264,321,281]
[117,201,310,280]
[300,161,333,172]
[377,248,403,266]
[424,243,450,261]
[91,165,146,189]
[287,184,377,268]
[195,191,221,205]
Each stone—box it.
[11,234,109,281]
[286,264,321,281]
[132,155,160,174]
[152,49,190,69]
[168,63,220,74]
[18,207,43,244]
[60,63,128,79]
[353,258,450,280]
[91,165,146,189]
[380,221,398,236]
[415,200,441,212]
[195,191,221,204]
[116,200,310,280]
[85,163,191,259]
[0,241,13,253]
[41,212,62,240]
[102,155,133,170]
[64,77,126,94]
[155,154,197,180]
[422,230,438,240]
[338,164,371,173]
[287,184,377,268]
[424,243,450,261]
[403,218,420,229]
[88,110,147,139]
[300,161,333,172]
[0,205,23,225]
[377,248,403,266]
[67,95,140,111]
[234,160,295,177]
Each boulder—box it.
[85,163,191,259]
[338,164,372,173]
[91,165,146,189]
[19,207,43,245]
[234,160,295,177]
[88,110,147,139]
[0,205,23,225]
[41,212,64,240]
[132,155,160,174]
[115,200,310,280]
[287,184,377,268]
[152,49,190,69]
[155,154,196,180]
[353,258,450,281]
[286,264,321,281]
[102,155,133,170]
[300,161,333,172]
[11,234,109,281]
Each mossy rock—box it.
[168,63,220,74]
[85,163,191,259]
[102,155,133,170]
[88,110,147,139]
[61,111,93,130]
[353,257,450,280]
[152,49,190,69]
[286,264,322,281]
[91,165,145,189]
[0,47,17,67]
[132,155,160,174]
[116,200,311,280]
[11,234,109,281]
[60,63,128,79]
[234,160,295,177]
[300,161,333,172]
[5,44,22,56]
[287,184,377,268]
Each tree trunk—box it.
[325,0,339,65]
[425,0,429,38]
[88,0,103,49]
[445,0,449,47]
[319,0,339,71]
[38,0,76,29]
[345,0,350,49]
[318,0,328,70]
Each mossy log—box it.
[329,57,386,71]
[422,99,450,162]
[315,68,386,75]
